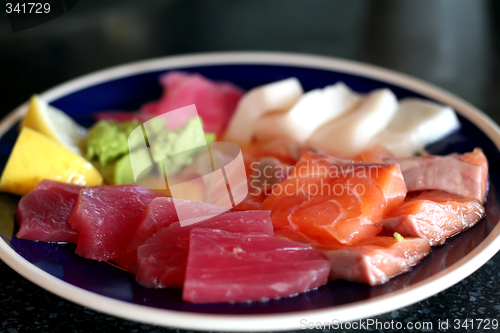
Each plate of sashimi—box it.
[0,53,500,331]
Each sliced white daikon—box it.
[253,82,362,143]
[307,88,398,157]
[373,98,460,157]
[223,78,303,145]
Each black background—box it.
[1,1,500,332]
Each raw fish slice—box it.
[182,228,330,303]
[263,152,406,244]
[307,88,398,157]
[223,78,303,145]
[34,179,83,192]
[235,156,293,211]
[276,228,430,286]
[246,136,320,166]
[391,148,488,203]
[267,194,309,230]
[456,148,489,203]
[141,71,244,135]
[114,197,227,268]
[134,210,274,288]
[288,193,383,244]
[382,191,485,246]
[234,138,317,210]
[373,98,460,157]
[16,180,83,243]
[232,189,269,211]
[318,236,431,285]
[371,162,408,214]
[386,211,491,290]
[94,72,243,135]
[254,82,361,143]
[261,152,352,207]
[250,156,294,187]
[353,145,394,163]
[68,184,163,261]
[327,158,406,216]
[135,228,187,288]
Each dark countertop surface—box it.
[1,1,500,332]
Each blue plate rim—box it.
[1,51,500,331]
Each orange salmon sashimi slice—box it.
[234,157,293,211]
[288,188,383,244]
[382,190,485,246]
[275,228,431,286]
[319,236,431,286]
[353,144,395,163]
[234,138,318,210]
[263,152,407,245]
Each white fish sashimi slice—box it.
[252,88,323,143]
[254,82,362,143]
[223,78,303,145]
[374,98,460,157]
[307,88,398,157]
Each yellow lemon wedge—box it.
[0,127,103,196]
[21,95,88,155]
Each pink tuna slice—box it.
[140,71,244,135]
[182,228,331,303]
[388,148,489,203]
[381,190,485,246]
[134,210,274,288]
[16,180,83,243]
[318,236,431,286]
[67,184,164,261]
[113,197,227,268]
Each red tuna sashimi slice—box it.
[134,210,274,288]
[141,71,244,135]
[68,185,163,261]
[263,152,406,244]
[34,179,83,192]
[318,236,431,286]
[114,197,227,268]
[391,148,488,203]
[16,180,83,243]
[381,190,485,246]
[182,228,330,303]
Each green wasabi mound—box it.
[86,117,216,185]
[86,120,138,165]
